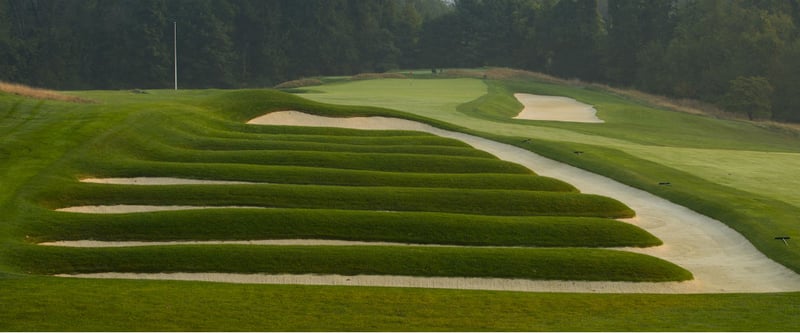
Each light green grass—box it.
[303,78,800,207]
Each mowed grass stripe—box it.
[29,209,659,247]
[155,137,496,158]
[17,246,691,282]
[76,160,573,191]
[148,118,472,146]
[155,122,478,150]
[44,184,634,218]
[119,144,533,174]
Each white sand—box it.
[58,272,701,294]
[80,177,256,185]
[54,112,800,293]
[513,93,603,123]
[56,205,267,214]
[40,239,458,248]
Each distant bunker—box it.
[513,93,603,123]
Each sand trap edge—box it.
[56,272,705,294]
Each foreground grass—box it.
[1,277,798,331]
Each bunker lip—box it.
[513,93,603,123]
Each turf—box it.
[1,76,796,331]
[2,278,797,331]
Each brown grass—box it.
[351,72,407,80]
[0,81,95,103]
[274,78,324,89]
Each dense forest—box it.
[1,0,799,122]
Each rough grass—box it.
[351,72,408,80]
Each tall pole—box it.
[173,21,178,90]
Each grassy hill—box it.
[0,77,798,331]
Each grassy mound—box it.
[28,209,659,247]
[17,246,689,282]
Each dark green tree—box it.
[721,76,774,120]
[606,0,676,86]
[544,0,605,81]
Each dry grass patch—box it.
[351,72,407,80]
[274,78,324,89]
[0,81,94,103]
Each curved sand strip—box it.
[58,272,700,294]
[55,112,800,293]
[56,205,266,214]
[513,93,603,123]
[40,239,463,248]
[80,177,256,185]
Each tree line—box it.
[1,0,799,122]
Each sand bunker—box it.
[54,112,800,293]
[41,239,454,248]
[513,93,603,123]
[59,272,701,294]
[80,177,255,185]
[56,205,266,214]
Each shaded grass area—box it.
[40,183,635,218]
[14,245,690,282]
[26,209,660,248]
[2,277,798,331]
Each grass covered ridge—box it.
[16,82,794,330]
